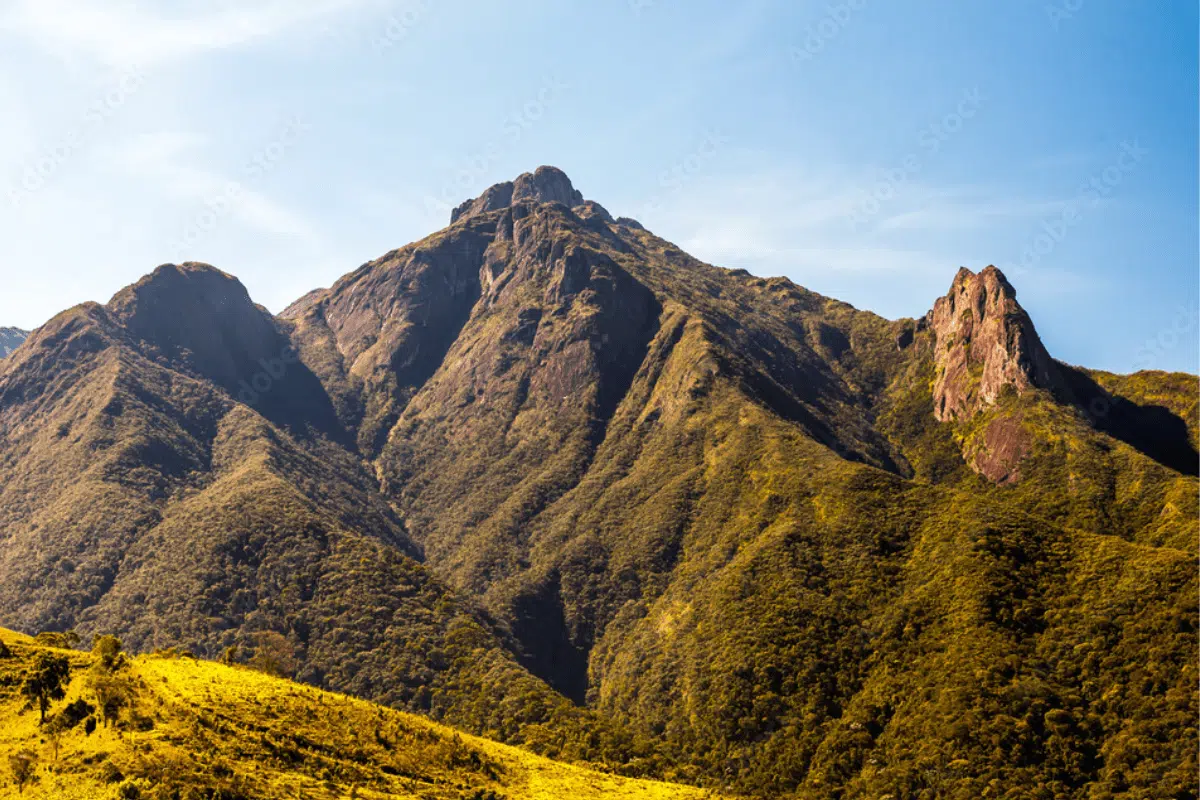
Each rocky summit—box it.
[928,265,1065,422]
[0,167,1195,799]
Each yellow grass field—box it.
[0,628,725,800]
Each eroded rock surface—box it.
[929,265,1063,421]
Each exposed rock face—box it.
[512,165,584,208]
[283,228,494,453]
[107,262,341,436]
[0,327,27,358]
[450,165,584,224]
[107,263,283,389]
[969,415,1033,484]
[929,265,1063,421]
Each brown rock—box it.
[450,166,584,224]
[929,265,1062,421]
[971,415,1033,484]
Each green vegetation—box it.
[0,177,1195,797]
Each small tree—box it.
[87,634,136,728]
[8,748,36,793]
[89,670,136,727]
[249,632,296,678]
[21,652,70,724]
[219,644,239,666]
[91,635,125,671]
[45,716,66,761]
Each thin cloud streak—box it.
[0,0,377,67]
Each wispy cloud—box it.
[0,0,375,67]
[631,160,1101,319]
[107,130,318,245]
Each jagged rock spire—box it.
[929,265,1063,421]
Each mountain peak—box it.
[929,264,1062,421]
[107,262,261,334]
[105,262,284,388]
[450,165,585,224]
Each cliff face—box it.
[929,266,1064,422]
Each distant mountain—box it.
[0,326,26,357]
[0,166,1195,798]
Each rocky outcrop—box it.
[0,327,27,358]
[285,228,493,453]
[107,262,341,436]
[450,166,584,224]
[969,415,1033,484]
[929,265,1063,421]
[107,263,283,389]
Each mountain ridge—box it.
[0,166,1195,798]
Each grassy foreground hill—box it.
[0,628,721,800]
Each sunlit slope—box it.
[0,629,722,800]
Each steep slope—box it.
[281,168,1196,796]
[0,328,26,358]
[0,629,718,800]
[0,264,647,767]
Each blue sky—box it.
[1,0,1195,373]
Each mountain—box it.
[0,166,1195,798]
[0,262,646,769]
[0,628,716,799]
[0,328,26,358]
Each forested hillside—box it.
[0,167,1194,797]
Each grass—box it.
[0,628,726,800]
